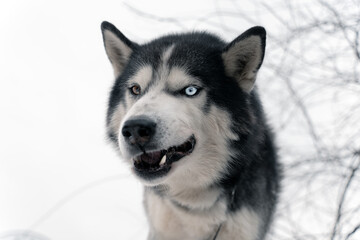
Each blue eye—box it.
[184,86,199,96]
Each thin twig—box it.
[330,156,360,240]
[29,174,127,230]
[123,2,187,30]
[345,223,360,240]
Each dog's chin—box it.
[130,135,196,183]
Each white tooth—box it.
[160,155,166,165]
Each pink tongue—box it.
[140,151,162,164]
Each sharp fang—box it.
[160,155,166,165]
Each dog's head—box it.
[101,22,266,188]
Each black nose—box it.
[121,117,156,146]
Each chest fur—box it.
[144,190,261,240]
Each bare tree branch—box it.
[123,3,188,30]
[330,156,360,240]
[345,223,360,240]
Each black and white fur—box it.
[101,21,280,240]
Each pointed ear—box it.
[222,26,266,93]
[101,21,137,77]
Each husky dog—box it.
[101,21,280,240]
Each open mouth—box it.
[133,135,196,178]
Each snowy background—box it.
[1,0,359,239]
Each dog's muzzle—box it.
[121,117,196,180]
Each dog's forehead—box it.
[128,45,204,89]
[131,33,224,75]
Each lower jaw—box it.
[133,165,172,183]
